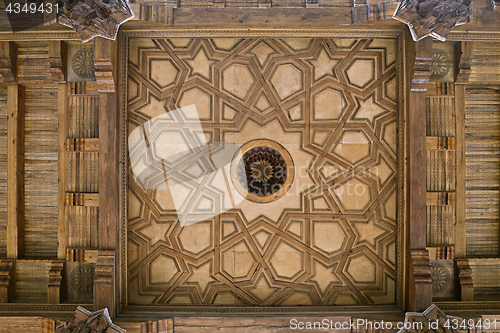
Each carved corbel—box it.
[48,260,65,304]
[0,42,17,84]
[454,41,473,84]
[48,41,67,83]
[56,306,125,333]
[0,260,15,303]
[94,250,115,317]
[456,258,474,301]
[94,38,116,93]
[411,38,432,92]
[410,249,432,311]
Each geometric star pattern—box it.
[127,38,398,305]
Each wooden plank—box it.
[173,8,352,27]
[7,84,24,259]
[129,4,174,24]
[57,84,68,260]
[454,84,466,259]
[426,137,456,150]
[426,192,456,205]
[65,138,99,152]
[96,36,118,318]
[407,35,432,312]
[65,193,99,207]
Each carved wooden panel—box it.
[469,42,500,83]
[470,258,500,300]
[465,86,500,256]
[426,96,455,137]
[24,85,59,258]
[0,86,6,257]
[15,260,51,303]
[16,42,52,84]
[127,38,399,305]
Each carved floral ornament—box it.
[393,0,471,42]
[56,306,125,333]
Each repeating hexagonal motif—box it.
[127,38,399,306]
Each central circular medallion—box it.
[231,139,294,203]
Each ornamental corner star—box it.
[57,0,135,43]
[393,0,471,42]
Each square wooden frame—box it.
[118,28,408,315]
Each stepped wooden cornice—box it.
[57,0,134,42]
[55,306,125,333]
[393,0,471,41]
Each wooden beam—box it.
[94,250,115,317]
[65,138,99,152]
[65,193,99,207]
[96,36,118,318]
[7,84,24,259]
[426,136,456,150]
[454,42,473,84]
[47,260,65,304]
[0,42,17,84]
[98,92,118,251]
[128,4,173,24]
[57,84,68,260]
[454,84,466,259]
[407,35,432,312]
[173,8,352,27]
[0,260,15,303]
